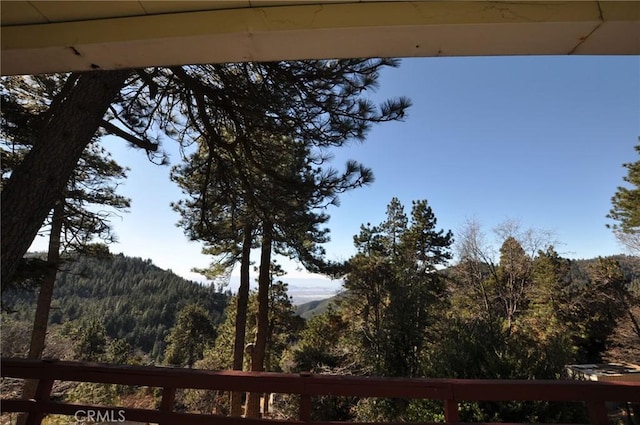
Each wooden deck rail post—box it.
[299,371,312,423]
[158,386,176,425]
[24,377,54,425]
[586,400,610,425]
[444,398,460,424]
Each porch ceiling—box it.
[1,1,639,76]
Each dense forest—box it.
[2,253,228,361]
[2,202,639,423]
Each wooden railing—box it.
[2,358,639,425]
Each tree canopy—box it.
[1,60,410,287]
[1,75,130,287]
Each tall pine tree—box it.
[608,141,640,254]
[2,75,130,425]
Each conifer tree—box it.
[527,246,572,338]
[2,76,129,352]
[169,61,406,416]
[343,198,452,379]
[2,60,409,287]
[2,75,130,425]
[341,198,452,421]
[1,70,131,286]
[583,258,639,355]
[165,304,217,368]
[71,319,109,361]
[608,142,640,253]
[2,61,409,418]
[186,271,301,416]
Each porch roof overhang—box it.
[1,1,639,76]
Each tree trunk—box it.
[17,200,64,425]
[1,70,130,287]
[230,224,253,417]
[245,221,272,418]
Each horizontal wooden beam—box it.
[2,400,303,425]
[3,358,639,402]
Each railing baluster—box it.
[158,386,176,425]
[299,371,312,423]
[299,394,312,423]
[444,398,460,424]
[25,378,54,425]
[586,400,610,425]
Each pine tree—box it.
[608,142,640,253]
[186,274,302,416]
[579,258,639,359]
[526,247,571,336]
[2,79,130,296]
[169,61,406,416]
[2,60,410,287]
[2,61,409,418]
[71,319,108,361]
[1,70,131,286]
[165,304,217,368]
[2,75,130,425]
[343,198,452,379]
[1,75,125,285]
[341,198,453,421]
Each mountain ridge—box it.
[2,253,229,361]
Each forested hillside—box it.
[295,292,347,319]
[280,201,640,423]
[296,255,640,322]
[2,213,639,423]
[2,253,228,360]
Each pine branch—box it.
[100,120,158,152]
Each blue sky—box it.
[29,55,640,296]
[325,56,639,261]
